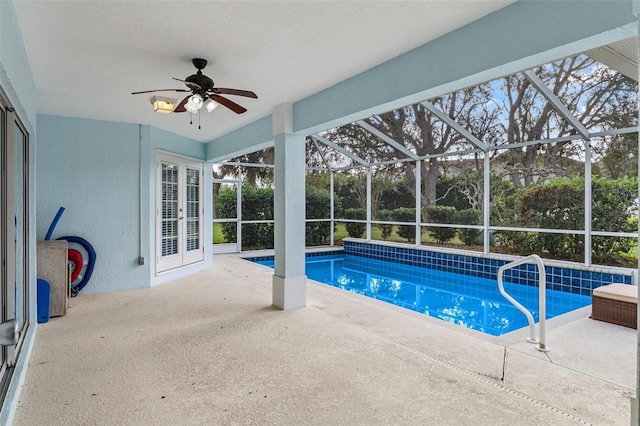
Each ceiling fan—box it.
[131,58,257,115]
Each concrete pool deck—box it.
[13,254,637,425]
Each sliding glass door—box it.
[0,93,30,401]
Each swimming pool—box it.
[250,253,591,336]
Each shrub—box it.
[306,186,332,246]
[424,206,458,244]
[393,207,416,242]
[457,208,482,246]
[493,230,537,256]
[377,209,394,240]
[218,185,341,249]
[344,208,366,238]
[213,185,285,249]
[215,187,239,244]
[493,176,638,264]
[591,176,637,264]
[241,223,274,250]
[238,185,274,249]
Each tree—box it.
[497,55,637,188]
[213,148,275,185]
[213,148,276,219]
[325,85,497,214]
[333,169,400,219]
[592,134,638,179]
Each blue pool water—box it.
[252,253,591,336]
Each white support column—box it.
[272,104,306,310]
[330,171,335,246]
[483,154,491,254]
[237,173,242,252]
[584,140,592,267]
[366,168,372,241]
[415,160,421,246]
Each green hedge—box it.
[494,176,637,264]
[306,186,333,246]
[216,186,274,249]
[216,185,334,249]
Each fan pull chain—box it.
[189,112,193,126]
[198,109,201,130]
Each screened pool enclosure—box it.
[213,37,639,269]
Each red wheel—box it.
[67,248,84,283]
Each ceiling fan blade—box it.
[131,89,188,95]
[173,96,190,113]
[211,94,247,114]
[172,78,202,91]
[212,88,258,98]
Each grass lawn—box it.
[213,221,472,246]
[213,223,228,244]
[319,223,469,246]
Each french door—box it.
[156,153,204,273]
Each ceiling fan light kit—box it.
[150,96,176,114]
[132,58,257,128]
[185,94,204,113]
[204,98,218,113]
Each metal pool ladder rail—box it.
[497,254,549,352]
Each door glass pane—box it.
[186,167,200,252]
[0,107,8,374]
[161,163,179,256]
[14,123,26,328]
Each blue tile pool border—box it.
[342,239,635,296]
[243,240,636,297]
[245,250,343,264]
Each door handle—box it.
[0,320,18,346]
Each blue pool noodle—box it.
[44,207,65,241]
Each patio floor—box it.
[12,254,637,425]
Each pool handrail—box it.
[497,254,549,352]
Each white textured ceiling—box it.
[14,1,513,142]
[586,36,638,81]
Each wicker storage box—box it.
[591,284,637,329]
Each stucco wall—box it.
[36,114,212,293]
[0,0,37,129]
